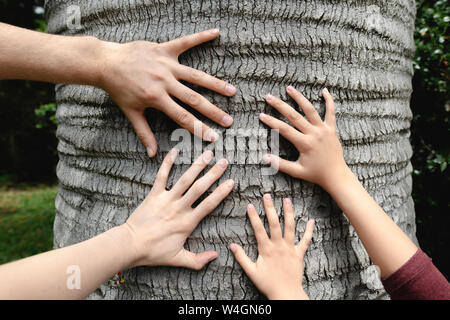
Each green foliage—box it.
[35,102,57,131]
[410,0,449,275]
[34,18,47,33]
[0,182,57,264]
[411,0,449,188]
[414,0,449,94]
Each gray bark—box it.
[45,0,418,299]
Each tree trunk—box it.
[45,0,418,299]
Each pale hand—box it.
[123,149,234,269]
[259,86,348,191]
[230,194,315,300]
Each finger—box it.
[172,249,218,270]
[182,158,229,206]
[176,65,236,97]
[126,111,158,157]
[296,219,315,257]
[171,150,214,195]
[152,148,178,192]
[283,198,295,243]
[161,96,219,142]
[165,28,220,56]
[286,86,322,125]
[262,154,306,179]
[259,113,306,149]
[229,243,256,276]
[192,179,234,223]
[263,194,282,240]
[265,94,313,133]
[247,203,269,246]
[169,82,233,127]
[322,88,336,128]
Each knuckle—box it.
[187,92,201,107]
[190,70,204,82]
[190,181,204,195]
[175,110,190,126]
[136,132,148,143]
[152,44,166,55]
[144,89,159,102]
[287,109,298,120]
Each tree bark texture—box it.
[45,0,417,299]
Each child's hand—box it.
[260,86,349,191]
[123,149,234,270]
[229,194,315,300]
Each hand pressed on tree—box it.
[124,149,234,269]
[229,194,315,300]
[100,29,236,157]
[259,86,347,191]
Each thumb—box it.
[173,249,218,271]
[127,111,158,157]
[229,243,255,276]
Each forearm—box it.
[324,167,418,279]
[0,225,136,299]
[0,23,104,86]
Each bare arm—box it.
[0,150,234,299]
[260,86,418,279]
[0,22,102,85]
[0,23,236,157]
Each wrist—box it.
[320,164,355,193]
[96,39,122,91]
[104,224,141,270]
[72,35,106,87]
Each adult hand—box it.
[99,29,236,157]
[123,149,234,270]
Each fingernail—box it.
[218,158,228,168]
[229,243,236,252]
[210,28,220,34]
[227,179,234,187]
[262,154,271,163]
[146,146,154,157]
[222,115,233,126]
[323,88,329,94]
[266,94,273,102]
[284,198,292,205]
[225,84,236,95]
[206,130,219,142]
[259,113,266,120]
[287,85,294,92]
[203,150,213,163]
[247,203,254,210]
[264,194,271,201]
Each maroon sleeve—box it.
[381,248,450,300]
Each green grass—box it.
[0,184,57,264]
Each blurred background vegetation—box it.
[0,0,448,280]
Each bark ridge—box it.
[45,0,417,299]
